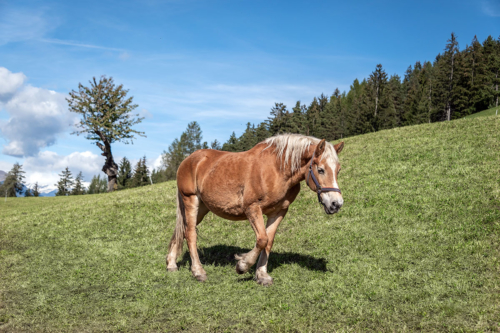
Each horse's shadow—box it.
[178,245,328,273]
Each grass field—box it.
[465,106,500,119]
[1,116,499,332]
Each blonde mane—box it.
[263,133,339,173]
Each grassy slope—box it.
[465,106,500,119]
[1,116,499,332]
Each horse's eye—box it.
[318,168,325,175]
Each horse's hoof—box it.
[167,266,178,272]
[194,274,207,282]
[236,261,250,275]
[256,276,273,286]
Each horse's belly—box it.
[201,198,248,221]
[198,193,248,221]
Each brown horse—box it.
[166,134,344,285]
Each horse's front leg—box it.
[254,208,288,286]
[235,205,267,275]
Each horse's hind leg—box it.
[166,191,209,278]
[255,208,288,286]
[185,195,210,282]
[235,205,267,275]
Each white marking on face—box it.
[319,158,343,213]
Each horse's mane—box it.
[263,133,339,173]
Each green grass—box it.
[465,106,500,118]
[1,116,500,332]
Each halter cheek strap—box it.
[306,151,341,204]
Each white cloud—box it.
[138,108,153,119]
[0,67,26,100]
[0,160,13,173]
[150,154,163,171]
[0,67,78,157]
[23,150,104,187]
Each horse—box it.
[166,133,344,285]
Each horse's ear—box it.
[315,139,326,157]
[334,141,344,154]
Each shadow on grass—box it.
[178,245,328,272]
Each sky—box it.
[0,0,499,189]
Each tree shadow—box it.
[178,245,328,273]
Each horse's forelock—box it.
[263,134,339,173]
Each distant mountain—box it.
[37,184,57,197]
[21,183,58,197]
[0,174,88,197]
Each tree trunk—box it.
[471,55,475,86]
[96,139,119,193]
[496,71,498,111]
[428,81,432,123]
[447,52,455,121]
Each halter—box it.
[306,150,342,204]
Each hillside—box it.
[1,116,499,332]
[465,106,499,119]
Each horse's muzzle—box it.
[324,201,342,215]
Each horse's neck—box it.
[273,145,315,187]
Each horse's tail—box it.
[168,189,186,258]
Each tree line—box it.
[55,155,164,195]
[0,156,163,198]
[219,33,499,152]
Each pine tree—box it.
[71,172,86,195]
[87,175,100,194]
[117,157,132,189]
[24,187,32,197]
[210,139,222,150]
[418,62,437,123]
[131,156,150,187]
[1,163,26,198]
[162,122,208,179]
[87,175,108,194]
[267,103,288,135]
[318,95,337,141]
[33,182,40,197]
[378,74,402,130]
[452,50,472,118]
[465,36,484,114]
[238,123,258,151]
[151,168,166,184]
[434,33,460,121]
[287,101,306,135]
[183,121,206,155]
[55,167,74,196]
[254,122,270,143]
[481,35,500,112]
[370,64,389,118]
[221,132,239,152]
[305,98,321,137]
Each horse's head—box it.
[305,139,344,215]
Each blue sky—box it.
[0,0,499,188]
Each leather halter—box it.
[306,150,342,204]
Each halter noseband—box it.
[306,151,341,204]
